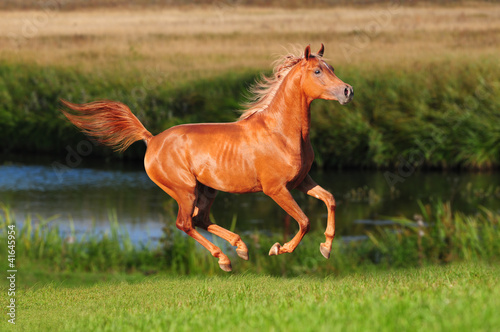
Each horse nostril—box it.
[344,87,350,97]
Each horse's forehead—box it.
[303,56,321,68]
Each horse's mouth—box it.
[339,97,353,105]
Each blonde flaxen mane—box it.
[239,52,309,120]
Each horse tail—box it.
[60,99,153,153]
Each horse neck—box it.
[262,68,312,142]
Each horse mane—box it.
[239,51,311,120]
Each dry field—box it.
[0,4,499,79]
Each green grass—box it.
[2,262,499,331]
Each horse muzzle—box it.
[337,84,354,105]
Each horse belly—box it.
[195,158,261,194]
[190,134,262,194]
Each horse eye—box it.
[314,69,321,75]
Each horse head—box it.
[300,44,354,105]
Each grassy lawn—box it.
[4,262,499,331]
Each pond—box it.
[1,155,499,245]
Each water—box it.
[1,155,499,245]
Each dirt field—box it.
[1,4,499,78]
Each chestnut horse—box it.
[61,44,353,271]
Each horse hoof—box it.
[219,262,232,272]
[269,242,281,256]
[236,249,249,261]
[320,244,331,259]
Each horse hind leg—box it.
[150,177,233,272]
[193,183,249,261]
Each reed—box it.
[1,200,499,280]
[366,200,500,267]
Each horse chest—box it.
[277,137,314,186]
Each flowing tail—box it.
[60,100,153,153]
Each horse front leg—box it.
[297,174,336,259]
[264,187,310,256]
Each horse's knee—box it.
[325,193,336,210]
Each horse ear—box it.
[317,43,324,57]
[304,45,311,60]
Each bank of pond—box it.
[1,56,499,169]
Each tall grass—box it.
[1,200,499,279]
[1,56,499,169]
[366,201,500,267]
